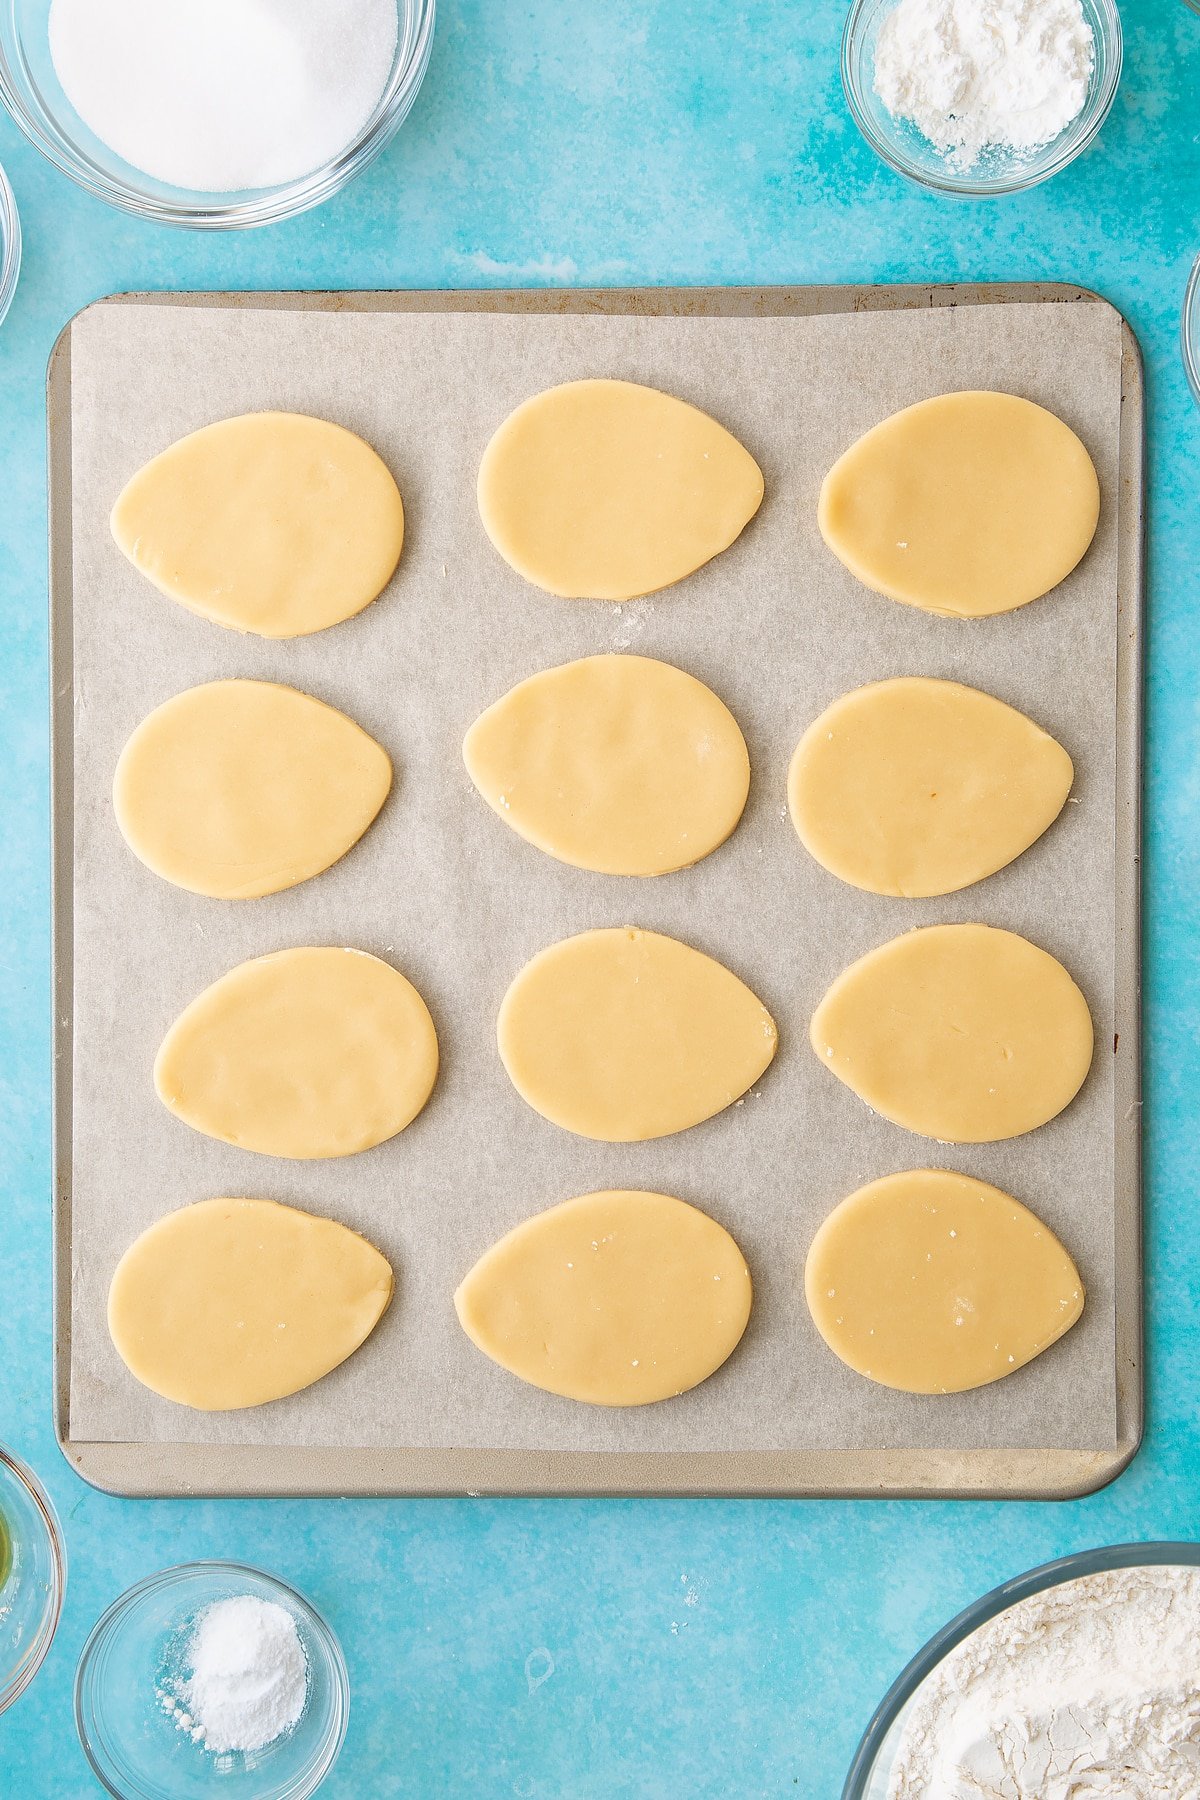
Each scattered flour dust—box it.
[888,1564,1200,1798]
[158,1595,308,1755]
[873,0,1095,168]
[48,0,398,192]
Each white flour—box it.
[888,1564,1200,1798]
[873,0,1095,168]
[159,1595,308,1755]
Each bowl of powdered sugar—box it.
[842,0,1122,195]
[0,0,435,228]
[843,1542,1200,1799]
[75,1562,349,1799]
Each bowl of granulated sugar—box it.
[842,0,1121,195]
[0,0,435,228]
[75,1562,349,1800]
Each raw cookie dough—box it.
[455,1189,752,1405]
[810,924,1093,1142]
[498,927,777,1141]
[155,947,439,1159]
[111,411,404,637]
[463,654,750,875]
[818,391,1100,617]
[477,378,764,599]
[114,679,392,899]
[788,677,1073,896]
[108,1197,394,1410]
[804,1169,1084,1394]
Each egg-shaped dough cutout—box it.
[818,392,1100,618]
[788,677,1073,896]
[114,679,392,899]
[464,654,750,875]
[478,378,764,599]
[108,1197,394,1411]
[155,947,439,1160]
[111,411,404,637]
[810,924,1093,1143]
[455,1189,752,1405]
[498,927,777,1141]
[805,1170,1084,1394]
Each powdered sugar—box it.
[873,0,1095,169]
[161,1595,308,1755]
[48,0,398,192]
[888,1564,1200,1798]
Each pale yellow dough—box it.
[498,927,777,1141]
[818,391,1100,618]
[810,924,1093,1142]
[788,677,1073,896]
[477,378,764,599]
[455,1189,752,1405]
[155,947,439,1159]
[805,1170,1084,1394]
[108,1197,394,1411]
[114,679,392,900]
[111,411,404,637]
[463,654,750,876]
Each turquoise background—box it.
[1,2,1198,1793]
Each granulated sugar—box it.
[48,0,399,192]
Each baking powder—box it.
[873,0,1095,168]
[159,1595,308,1755]
[888,1563,1200,1798]
[48,0,398,193]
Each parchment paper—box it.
[66,297,1123,1456]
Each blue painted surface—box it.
[1,3,1198,1794]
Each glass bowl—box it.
[842,0,1122,196]
[0,1445,66,1713]
[0,0,435,229]
[1183,252,1200,406]
[843,1541,1200,1797]
[0,161,20,326]
[75,1562,349,1800]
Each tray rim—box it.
[48,281,1144,1500]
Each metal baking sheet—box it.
[50,284,1143,1498]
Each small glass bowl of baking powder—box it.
[842,1540,1200,1798]
[0,0,435,230]
[0,162,20,327]
[1183,253,1200,407]
[75,1562,349,1800]
[842,0,1122,196]
[0,1444,65,1714]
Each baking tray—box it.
[49,284,1143,1498]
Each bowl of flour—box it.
[843,1543,1200,1799]
[841,0,1122,195]
[0,0,436,228]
